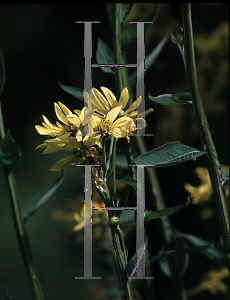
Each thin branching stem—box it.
[0,103,44,300]
[182,3,230,267]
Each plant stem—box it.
[108,3,187,299]
[110,225,134,300]
[112,137,118,207]
[0,103,44,300]
[182,3,230,265]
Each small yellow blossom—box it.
[90,87,153,129]
[92,106,136,142]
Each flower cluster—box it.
[35,87,153,171]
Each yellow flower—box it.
[92,106,136,142]
[35,102,101,154]
[90,86,153,129]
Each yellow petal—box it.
[92,88,110,115]
[118,88,129,110]
[110,127,128,138]
[49,154,77,171]
[76,129,83,142]
[54,102,68,124]
[136,108,154,118]
[100,86,117,108]
[43,145,63,154]
[136,118,146,129]
[58,101,72,116]
[42,115,59,129]
[107,106,121,122]
[113,116,132,128]
[67,114,80,128]
[62,138,81,151]
[125,96,142,114]
[35,143,47,150]
[45,132,71,145]
[35,125,61,135]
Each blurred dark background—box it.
[0,3,228,300]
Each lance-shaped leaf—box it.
[116,174,137,191]
[59,82,85,101]
[120,3,134,25]
[121,4,161,45]
[171,30,184,56]
[151,244,212,264]
[126,236,148,279]
[96,38,114,76]
[22,170,65,223]
[129,32,169,86]
[145,197,190,224]
[175,232,228,268]
[134,141,206,167]
[120,209,153,225]
[222,170,229,186]
[0,47,6,97]
[148,92,192,106]
[0,130,22,171]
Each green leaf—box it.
[22,170,65,223]
[222,170,229,186]
[176,232,228,268]
[121,4,161,45]
[145,197,190,224]
[151,244,211,263]
[134,141,206,167]
[120,209,153,225]
[116,174,137,191]
[59,82,85,101]
[126,236,147,278]
[148,92,192,106]
[129,32,169,86]
[96,38,114,76]
[0,47,6,97]
[120,3,134,25]
[171,30,184,56]
[0,130,22,171]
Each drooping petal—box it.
[58,101,72,116]
[110,127,128,139]
[113,116,133,128]
[49,154,77,171]
[54,102,68,124]
[107,106,121,122]
[118,87,129,110]
[100,86,117,108]
[44,132,71,146]
[136,118,146,129]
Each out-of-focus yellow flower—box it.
[188,268,229,298]
[89,87,153,128]
[184,165,229,205]
[92,106,136,142]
